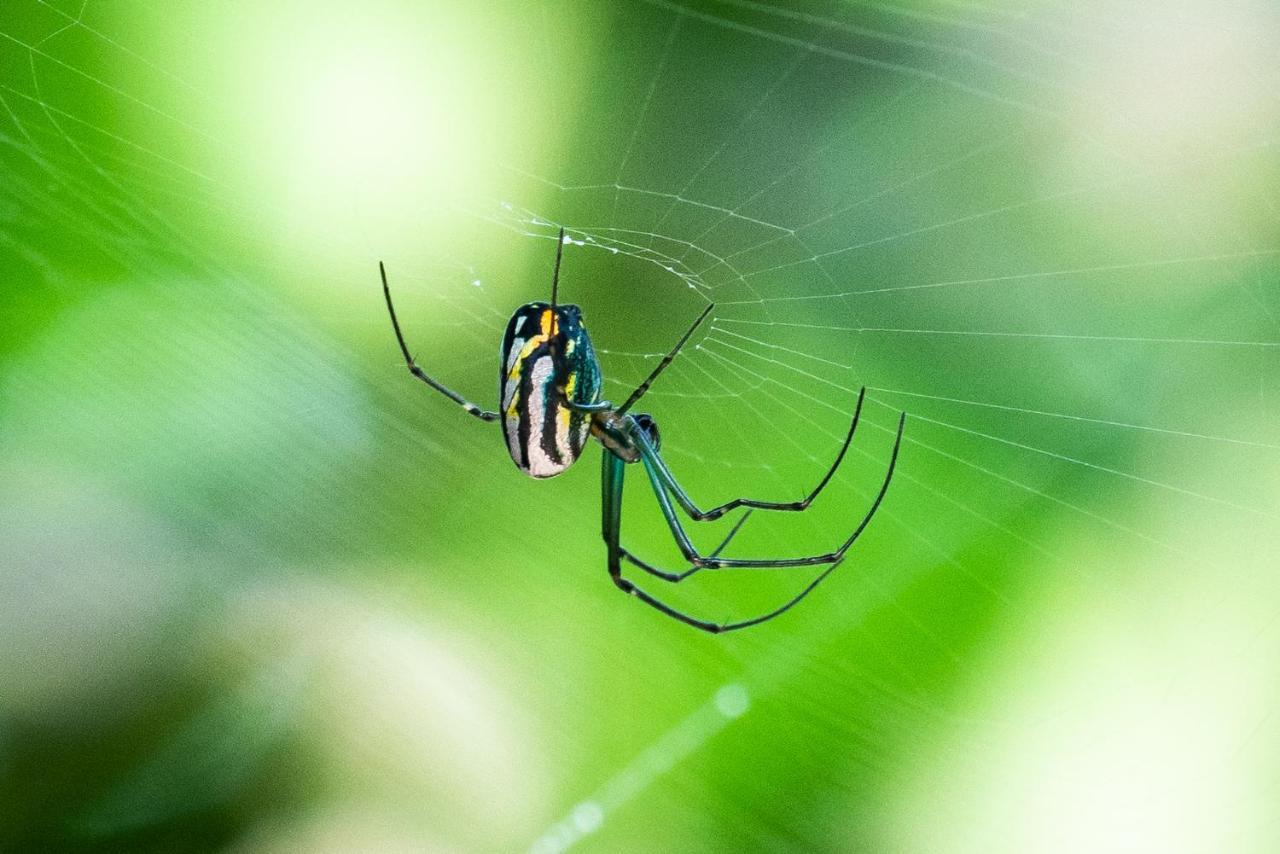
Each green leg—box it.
[635,411,905,569]
[619,511,754,582]
[603,451,745,633]
[634,387,869,522]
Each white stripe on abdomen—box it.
[525,355,560,477]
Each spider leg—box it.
[617,303,715,414]
[615,560,844,634]
[718,556,847,631]
[550,227,565,306]
[639,387,868,522]
[620,510,754,582]
[380,262,500,422]
[563,398,614,413]
[603,451,850,633]
[638,411,905,570]
[602,451,739,632]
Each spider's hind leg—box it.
[380,262,500,422]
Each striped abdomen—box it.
[499,303,602,478]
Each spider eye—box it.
[633,413,661,450]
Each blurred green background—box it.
[2,1,1278,851]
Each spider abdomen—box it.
[499,302,602,478]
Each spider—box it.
[379,229,905,633]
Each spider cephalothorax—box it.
[380,228,905,633]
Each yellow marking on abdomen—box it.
[505,309,562,419]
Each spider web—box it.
[2,0,1279,851]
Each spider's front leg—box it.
[618,511,753,583]
[638,387,869,524]
[633,411,905,572]
[601,449,851,633]
[596,404,904,633]
[600,449,732,633]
